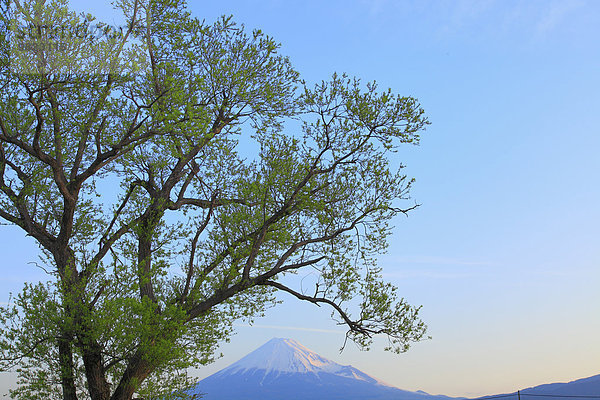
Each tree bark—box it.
[58,335,78,400]
[81,341,111,400]
[137,230,155,302]
[109,354,153,400]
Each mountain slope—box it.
[191,337,600,400]
[521,374,600,396]
[475,375,600,400]
[191,338,455,400]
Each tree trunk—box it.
[137,232,155,302]
[58,335,78,400]
[109,354,153,400]
[82,341,111,400]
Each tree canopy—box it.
[0,0,430,399]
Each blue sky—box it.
[1,0,599,397]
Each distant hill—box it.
[190,337,600,400]
[474,375,600,400]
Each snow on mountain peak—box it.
[223,337,343,375]
[206,337,399,390]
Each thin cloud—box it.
[360,0,390,17]
[233,323,343,334]
[536,0,585,36]
[383,255,493,267]
[449,0,496,28]
[383,270,477,280]
[380,255,495,279]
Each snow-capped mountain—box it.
[222,337,348,375]
[190,337,600,400]
[218,337,391,384]
[190,338,456,400]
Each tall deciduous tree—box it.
[0,0,429,399]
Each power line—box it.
[521,395,600,399]
[477,394,519,400]
[475,393,600,400]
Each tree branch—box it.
[259,280,371,336]
[70,76,114,182]
[180,192,218,304]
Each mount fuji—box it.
[190,338,458,400]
